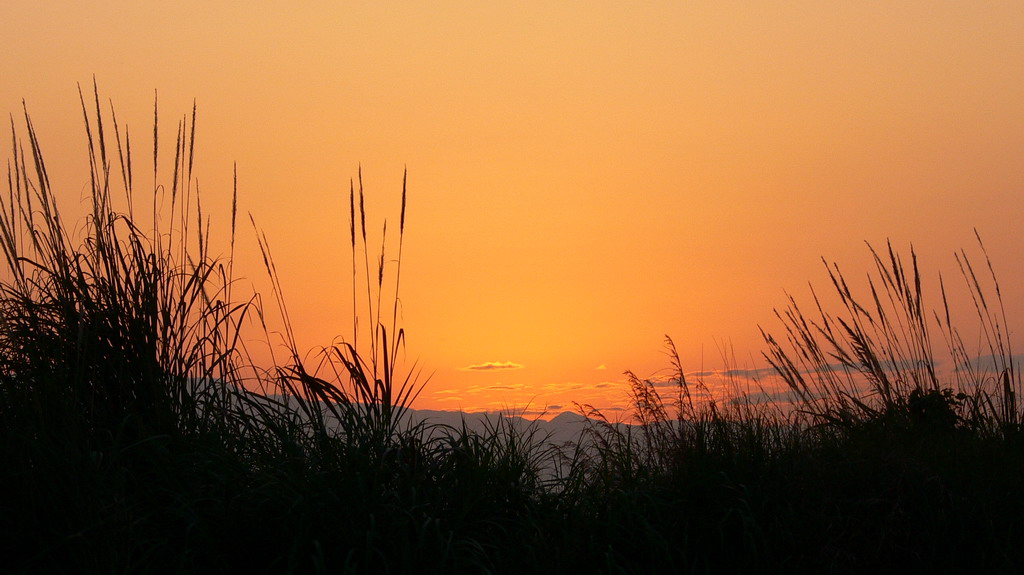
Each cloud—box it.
[688,367,777,380]
[728,389,806,406]
[487,383,526,391]
[461,361,524,371]
[596,364,607,370]
[965,353,1024,372]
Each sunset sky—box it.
[3,2,1023,417]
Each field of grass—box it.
[2,88,1023,573]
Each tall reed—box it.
[250,165,425,455]
[761,237,1020,434]
[0,82,288,573]
[0,82,252,447]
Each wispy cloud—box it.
[728,389,806,406]
[486,383,525,391]
[689,367,777,380]
[461,361,524,371]
[965,354,1024,372]
[434,395,465,403]
[596,364,607,370]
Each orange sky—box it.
[3,2,1024,417]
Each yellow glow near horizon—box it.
[3,2,1024,415]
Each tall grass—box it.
[761,237,1021,435]
[0,82,270,572]
[2,85,1022,573]
[0,83,250,444]
[561,240,1024,572]
[0,86,556,574]
[241,165,431,502]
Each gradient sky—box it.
[4,2,1024,416]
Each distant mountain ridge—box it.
[402,407,600,446]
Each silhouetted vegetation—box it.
[2,87,1022,573]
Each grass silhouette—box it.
[2,87,1022,573]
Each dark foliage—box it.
[2,89,1022,574]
